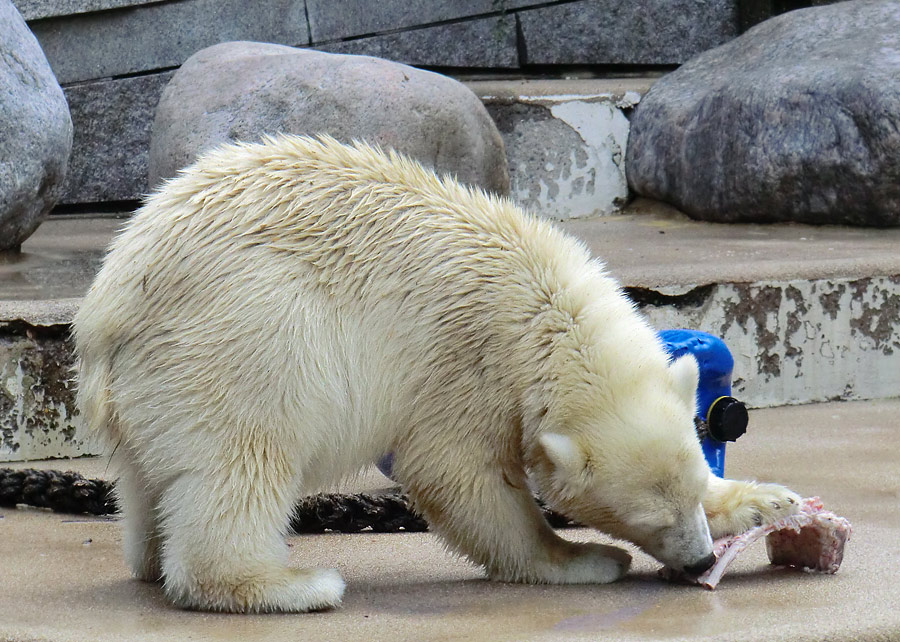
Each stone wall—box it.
[14,0,742,209]
[12,0,833,212]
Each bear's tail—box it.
[72,340,122,449]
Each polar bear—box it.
[73,135,800,613]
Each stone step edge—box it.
[4,267,898,461]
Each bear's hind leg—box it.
[157,454,345,613]
[401,446,630,585]
[117,464,163,582]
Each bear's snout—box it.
[683,552,717,576]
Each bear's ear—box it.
[538,432,585,476]
[669,354,699,408]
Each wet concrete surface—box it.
[563,199,900,290]
[0,216,123,304]
[5,202,900,313]
[1,400,898,641]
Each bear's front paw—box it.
[544,542,632,584]
[707,480,802,539]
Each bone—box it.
[662,497,852,589]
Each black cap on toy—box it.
[706,396,748,443]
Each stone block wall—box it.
[14,0,831,213]
[13,0,744,210]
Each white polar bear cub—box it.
[74,135,800,613]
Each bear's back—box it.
[73,136,604,467]
[89,136,591,349]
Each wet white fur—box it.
[73,135,800,613]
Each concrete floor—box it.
[2,400,898,641]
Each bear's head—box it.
[530,354,715,574]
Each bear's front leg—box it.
[399,449,630,585]
[703,473,802,539]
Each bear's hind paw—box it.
[165,566,346,613]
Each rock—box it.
[626,0,900,226]
[0,0,73,251]
[149,43,509,195]
[478,79,647,220]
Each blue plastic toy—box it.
[658,329,748,477]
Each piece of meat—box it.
[662,497,851,590]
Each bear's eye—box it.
[627,507,676,531]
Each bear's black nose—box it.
[684,553,717,576]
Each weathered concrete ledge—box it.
[471,79,654,221]
[3,203,900,460]
[630,276,900,407]
[564,200,900,407]
[0,313,88,461]
[0,217,116,461]
[0,299,94,462]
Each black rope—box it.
[0,467,577,533]
[290,491,429,533]
[0,468,116,515]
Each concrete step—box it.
[561,199,900,409]
[3,204,898,461]
[2,400,897,641]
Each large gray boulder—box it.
[0,0,73,250]
[626,0,900,226]
[150,42,509,194]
